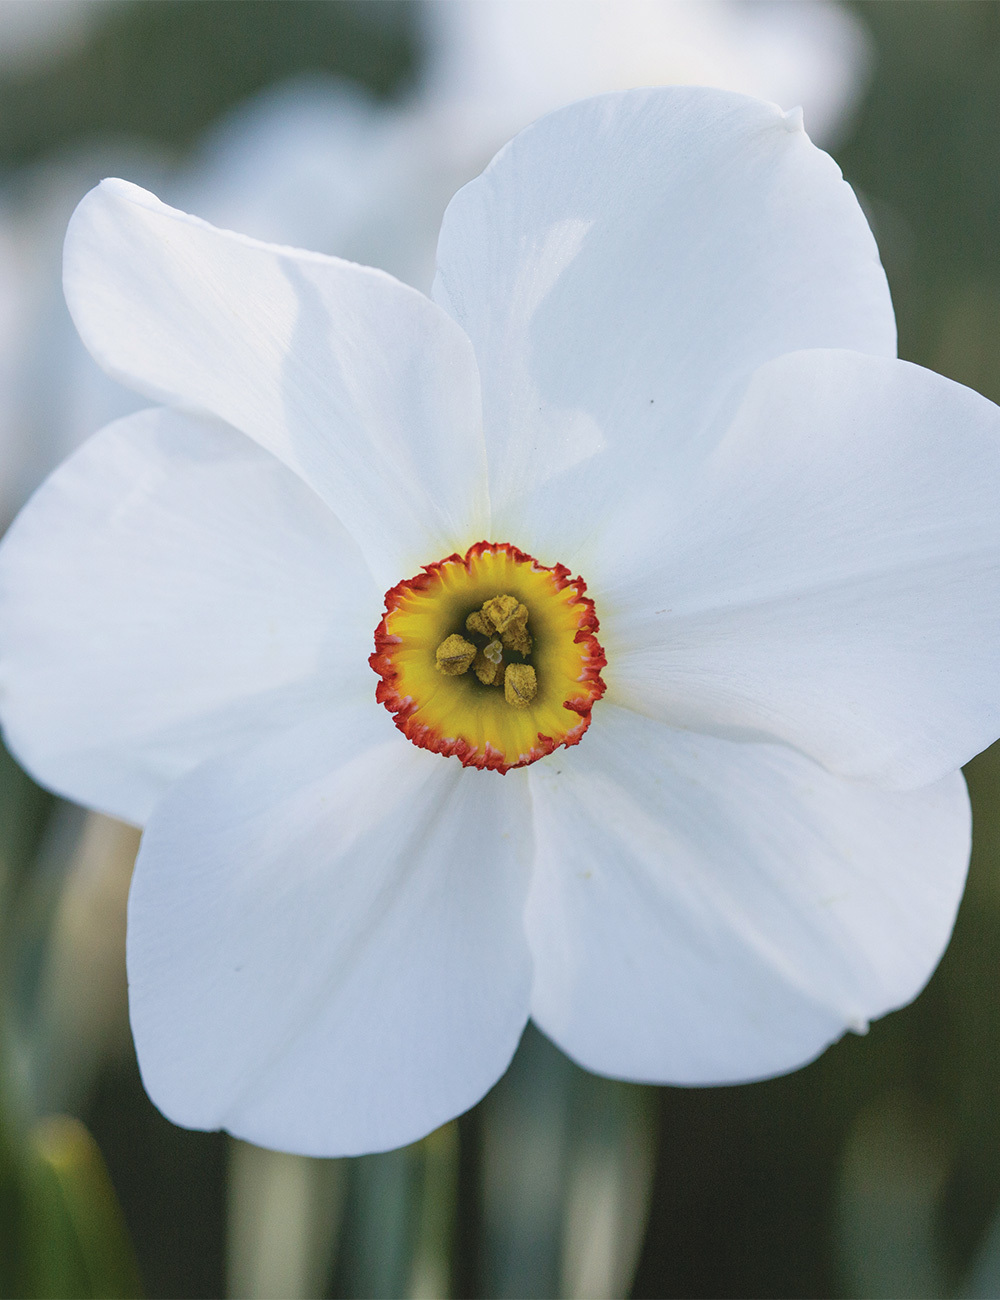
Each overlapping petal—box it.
[526,705,970,1084]
[63,179,488,586]
[432,86,895,561]
[127,704,534,1156]
[603,349,1000,789]
[0,406,376,824]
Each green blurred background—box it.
[1,2,1000,1297]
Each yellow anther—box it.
[473,650,503,686]
[482,594,521,633]
[435,634,476,676]
[457,594,535,695]
[504,663,537,709]
[465,609,493,637]
[500,605,531,656]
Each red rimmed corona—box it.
[370,542,607,772]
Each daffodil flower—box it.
[2,88,1000,1157]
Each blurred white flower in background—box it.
[0,0,106,76]
[0,0,874,526]
[420,0,872,158]
[0,210,32,507]
[181,0,874,293]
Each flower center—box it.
[370,542,606,772]
[434,592,538,710]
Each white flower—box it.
[0,1,106,76]
[1,88,999,1157]
[420,0,873,151]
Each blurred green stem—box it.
[227,1141,345,1299]
[21,1114,143,1299]
[479,1026,659,1300]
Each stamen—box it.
[461,596,536,699]
[473,650,503,686]
[499,608,531,656]
[482,594,521,631]
[465,609,493,637]
[435,633,477,676]
[468,595,532,656]
[504,663,537,709]
[440,599,531,698]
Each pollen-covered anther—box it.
[465,609,492,637]
[435,634,477,676]
[371,542,607,773]
[473,649,503,686]
[504,663,537,709]
[500,606,532,655]
[482,594,520,630]
[469,593,532,655]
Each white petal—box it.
[606,349,1000,789]
[432,86,894,561]
[527,705,970,1084]
[127,706,533,1156]
[0,407,377,825]
[64,179,488,586]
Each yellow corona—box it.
[371,542,606,772]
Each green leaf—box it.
[20,1115,142,1299]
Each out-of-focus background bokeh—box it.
[1,2,1000,1297]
